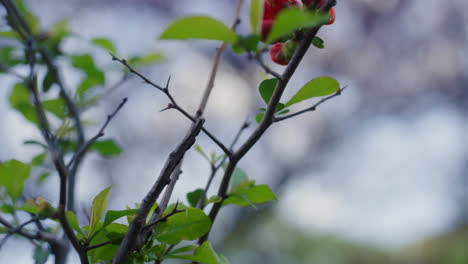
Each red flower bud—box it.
[270,40,297,65]
[326,7,336,25]
[270,43,288,65]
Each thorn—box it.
[165,75,172,89]
[159,104,173,112]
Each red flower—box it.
[262,0,300,41]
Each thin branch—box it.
[0,215,64,248]
[274,86,347,122]
[112,119,205,264]
[86,240,114,251]
[0,218,37,249]
[67,97,128,168]
[111,55,231,156]
[249,52,283,80]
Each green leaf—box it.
[9,83,39,126]
[0,47,22,68]
[37,172,50,184]
[255,113,264,124]
[250,0,263,35]
[128,53,166,67]
[166,241,229,264]
[0,31,21,40]
[91,140,122,156]
[33,245,50,264]
[285,76,340,107]
[103,209,138,227]
[223,184,277,208]
[42,98,67,119]
[160,16,238,43]
[42,70,55,92]
[0,160,31,202]
[169,245,198,255]
[187,189,204,207]
[92,38,117,54]
[66,211,86,237]
[70,54,105,95]
[31,153,46,166]
[259,78,278,104]
[88,186,112,240]
[153,208,211,244]
[265,8,329,43]
[232,35,260,54]
[312,36,325,49]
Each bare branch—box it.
[67,97,128,168]
[111,55,231,156]
[274,86,347,122]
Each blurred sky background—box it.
[1,0,468,263]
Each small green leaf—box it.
[31,153,46,166]
[42,70,55,92]
[255,113,264,124]
[0,159,31,202]
[103,209,138,227]
[9,83,39,126]
[204,195,222,205]
[285,76,340,107]
[266,8,329,43]
[128,53,166,67]
[259,78,278,104]
[153,208,211,244]
[91,140,122,156]
[160,16,238,43]
[88,186,112,240]
[277,109,290,115]
[0,31,20,40]
[92,38,117,54]
[33,245,50,264]
[312,36,325,49]
[42,98,67,119]
[223,184,277,208]
[70,54,105,95]
[187,189,204,207]
[194,145,210,162]
[166,241,228,264]
[37,172,50,184]
[66,211,86,237]
[250,0,263,35]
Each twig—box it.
[111,55,231,156]
[274,86,347,122]
[86,240,114,251]
[112,119,205,264]
[0,218,37,249]
[67,97,128,168]
[249,52,282,80]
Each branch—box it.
[112,119,205,264]
[67,97,128,168]
[274,86,347,122]
[200,0,338,244]
[111,55,231,156]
